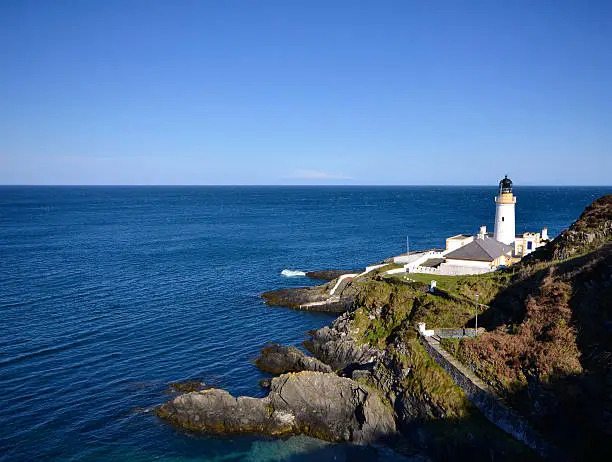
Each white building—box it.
[403,175,550,276]
[442,233,512,271]
[494,175,516,245]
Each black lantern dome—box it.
[499,175,513,194]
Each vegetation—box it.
[437,195,612,460]
[343,194,612,459]
[395,333,471,418]
[387,269,517,304]
[349,273,496,345]
[346,280,539,460]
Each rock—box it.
[261,284,332,309]
[253,342,332,374]
[167,380,206,393]
[304,312,382,370]
[304,313,449,427]
[261,276,357,313]
[157,388,282,435]
[351,369,373,381]
[259,378,272,389]
[533,194,612,261]
[157,371,397,444]
[261,284,353,313]
[306,270,360,281]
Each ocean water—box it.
[0,186,608,461]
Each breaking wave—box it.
[281,269,306,278]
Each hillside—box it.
[444,194,612,460]
[541,194,612,260]
[304,194,611,460]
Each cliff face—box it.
[303,288,538,461]
[448,195,612,460]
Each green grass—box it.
[400,272,458,288]
[395,336,472,418]
[388,270,516,306]
[349,276,489,347]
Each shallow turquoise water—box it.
[0,186,608,461]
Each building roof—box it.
[422,258,444,268]
[445,237,512,262]
[447,234,473,240]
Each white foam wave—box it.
[281,269,306,278]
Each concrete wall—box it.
[402,250,449,271]
[407,263,494,276]
[439,264,493,276]
[446,235,474,252]
[444,258,491,268]
[362,264,386,274]
[393,252,427,264]
[406,263,494,276]
[384,268,406,275]
[408,265,440,274]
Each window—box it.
[527,241,533,250]
[502,217,505,222]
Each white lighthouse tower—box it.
[493,175,516,245]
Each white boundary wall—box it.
[392,249,499,276]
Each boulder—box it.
[157,371,397,444]
[253,342,332,374]
[258,377,272,389]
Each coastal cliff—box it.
[157,194,611,461]
[444,194,612,460]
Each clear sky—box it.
[1,0,610,185]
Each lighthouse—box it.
[493,175,516,245]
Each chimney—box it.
[541,227,549,240]
[478,226,487,239]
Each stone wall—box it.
[420,335,565,461]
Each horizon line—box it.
[1,184,610,188]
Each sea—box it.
[0,186,608,462]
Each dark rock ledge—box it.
[156,371,397,444]
[261,276,356,313]
[306,270,360,281]
[253,342,332,374]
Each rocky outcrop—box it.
[537,194,612,261]
[261,278,356,313]
[304,311,382,370]
[304,313,450,425]
[253,342,332,374]
[306,270,360,281]
[157,371,397,444]
[261,284,330,309]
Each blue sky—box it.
[1,0,610,185]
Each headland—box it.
[157,193,612,461]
